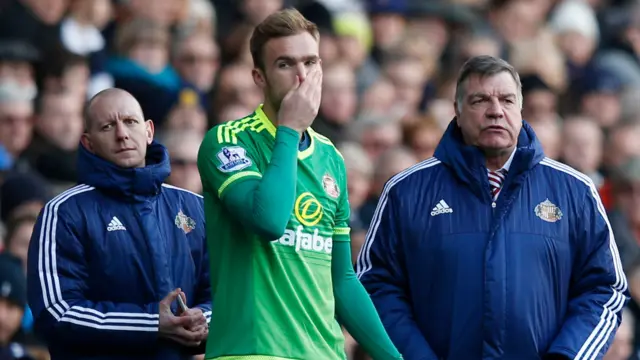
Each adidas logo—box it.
[430,200,453,216]
[107,216,126,232]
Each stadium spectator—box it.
[3,214,37,273]
[162,130,204,195]
[358,146,418,229]
[26,88,211,359]
[0,253,32,360]
[164,102,209,135]
[19,90,83,186]
[313,61,358,143]
[0,172,49,226]
[171,32,220,94]
[0,84,34,161]
[561,115,604,187]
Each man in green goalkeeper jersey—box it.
[197,8,402,360]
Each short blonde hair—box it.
[115,19,169,56]
[249,8,319,70]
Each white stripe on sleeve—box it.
[38,184,162,331]
[356,158,441,278]
[541,158,627,360]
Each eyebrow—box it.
[273,55,320,64]
[468,92,517,100]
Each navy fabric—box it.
[357,119,629,360]
[27,142,211,359]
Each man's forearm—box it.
[332,241,402,360]
[34,299,160,349]
[223,126,299,239]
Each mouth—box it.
[484,125,506,132]
[116,148,135,154]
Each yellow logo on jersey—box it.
[294,192,323,226]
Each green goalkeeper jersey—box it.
[198,105,350,360]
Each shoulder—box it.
[42,184,97,215]
[386,157,444,194]
[160,184,204,222]
[161,183,203,202]
[203,113,262,148]
[309,128,343,160]
[537,157,596,197]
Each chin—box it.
[114,156,143,169]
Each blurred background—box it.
[1,0,640,359]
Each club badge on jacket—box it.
[175,210,196,234]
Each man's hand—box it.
[176,292,208,334]
[158,289,207,347]
[278,66,323,134]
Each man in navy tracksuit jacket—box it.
[357,56,629,360]
[26,88,211,359]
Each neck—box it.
[484,147,514,171]
[68,11,92,26]
[262,101,279,129]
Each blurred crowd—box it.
[2,0,640,359]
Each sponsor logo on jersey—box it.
[271,192,332,254]
[322,174,340,198]
[294,192,323,226]
[273,225,333,254]
[216,146,252,173]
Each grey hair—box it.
[454,55,523,113]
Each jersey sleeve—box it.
[333,154,351,242]
[197,127,262,200]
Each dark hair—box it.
[454,55,522,112]
[4,213,38,249]
[249,8,319,70]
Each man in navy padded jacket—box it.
[357,55,629,360]
[26,88,211,359]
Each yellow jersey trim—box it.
[255,104,315,160]
[334,227,351,235]
[218,171,262,198]
[216,115,262,144]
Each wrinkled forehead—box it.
[89,94,144,124]
[464,72,520,96]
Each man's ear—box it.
[80,133,93,152]
[252,68,266,89]
[145,120,155,145]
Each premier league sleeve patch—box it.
[216,146,252,173]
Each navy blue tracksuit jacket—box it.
[357,120,629,360]
[26,142,211,360]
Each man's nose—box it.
[115,122,129,140]
[296,63,308,82]
[486,98,504,118]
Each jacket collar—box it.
[77,141,171,202]
[434,118,545,201]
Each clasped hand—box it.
[158,288,208,347]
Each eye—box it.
[305,59,317,66]
[101,124,113,131]
[124,118,138,125]
[277,62,290,69]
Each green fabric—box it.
[332,241,403,360]
[221,127,299,239]
[197,105,353,360]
